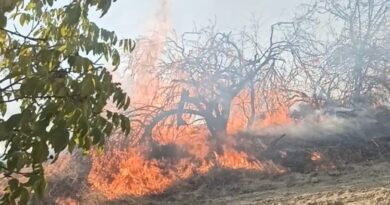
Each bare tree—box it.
[290,0,389,106]
[122,0,389,155]
[125,23,294,152]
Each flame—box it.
[227,90,293,133]
[261,104,292,127]
[88,0,291,199]
[311,151,322,161]
[310,151,337,170]
[227,90,251,134]
[89,148,175,198]
[216,147,264,170]
[89,101,289,199]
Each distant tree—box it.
[290,0,389,105]
[0,0,133,204]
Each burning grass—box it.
[19,105,387,204]
[88,104,389,199]
[44,130,390,204]
[34,106,383,204]
[87,136,286,199]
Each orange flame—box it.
[216,147,264,170]
[261,104,292,127]
[89,94,290,199]
[311,151,322,161]
[88,0,291,199]
[89,148,175,198]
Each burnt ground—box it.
[42,156,390,205]
[81,134,390,204]
[37,109,390,205]
[83,160,390,205]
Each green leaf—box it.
[106,110,113,119]
[112,113,119,126]
[120,115,130,135]
[77,115,89,138]
[112,49,120,68]
[91,127,103,144]
[49,126,70,153]
[68,138,76,153]
[104,122,113,136]
[60,25,70,37]
[7,154,18,171]
[0,14,7,28]
[19,14,30,26]
[0,29,7,43]
[8,179,19,190]
[81,75,95,96]
[5,114,22,132]
[98,0,112,17]
[46,0,54,6]
[20,77,40,96]
[31,142,49,163]
[67,55,77,66]
[65,3,81,25]
[124,97,131,110]
[18,187,29,205]
[0,103,7,116]
[31,177,46,198]
[0,0,134,203]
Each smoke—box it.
[249,106,390,141]
[87,0,390,200]
[114,0,172,97]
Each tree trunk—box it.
[205,99,232,155]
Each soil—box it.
[113,160,390,205]
[220,161,390,205]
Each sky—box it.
[3,0,309,119]
[90,0,310,97]
[94,0,307,38]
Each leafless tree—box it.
[125,22,296,151]
[290,0,389,106]
[121,0,389,154]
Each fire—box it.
[261,104,292,127]
[87,0,292,200]
[227,90,293,133]
[89,93,290,199]
[216,147,264,170]
[89,148,175,198]
[309,151,337,171]
[311,151,322,161]
[88,124,280,198]
[260,91,293,127]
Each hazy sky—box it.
[5,0,309,117]
[94,0,307,38]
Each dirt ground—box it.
[222,161,390,205]
[115,160,390,205]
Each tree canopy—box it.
[0,0,133,204]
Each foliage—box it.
[0,0,134,204]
